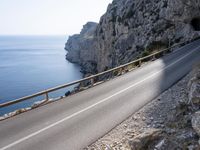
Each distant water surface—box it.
[0,36,82,115]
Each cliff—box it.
[65,22,98,73]
[66,0,200,73]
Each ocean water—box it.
[0,36,82,115]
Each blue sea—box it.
[0,36,82,115]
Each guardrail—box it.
[0,39,195,109]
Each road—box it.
[0,40,200,150]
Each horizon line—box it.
[0,34,69,36]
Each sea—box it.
[0,35,82,115]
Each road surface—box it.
[0,40,200,150]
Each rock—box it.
[154,139,166,149]
[65,91,71,97]
[66,0,200,74]
[142,117,146,121]
[126,130,135,138]
[132,116,138,120]
[187,145,197,150]
[192,111,200,137]
[188,63,200,105]
[128,128,163,150]
[123,124,128,128]
[31,100,46,109]
[188,83,200,105]
[150,117,154,121]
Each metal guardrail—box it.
[0,39,194,108]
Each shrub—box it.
[142,50,151,57]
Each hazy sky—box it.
[0,0,112,35]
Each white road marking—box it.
[1,45,200,150]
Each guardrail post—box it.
[121,67,125,74]
[90,78,94,86]
[124,66,129,72]
[163,50,166,55]
[119,68,122,75]
[131,63,135,70]
[80,81,84,88]
[152,54,156,61]
[45,92,49,101]
[112,70,115,78]
[169,47,172,52]
[138,60,142,67]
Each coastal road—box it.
[0,40,200,150]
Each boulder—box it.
[192,111,200,137]
[65,91,71,97]
[188,63,200,105]
[127,128,163,150]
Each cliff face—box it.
[65,22,98,73]
[66,0,200,73]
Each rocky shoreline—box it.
[85,63,200,150]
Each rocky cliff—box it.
[65,22,98,73]
[66,0,200,73]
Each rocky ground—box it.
[85,63,200,150]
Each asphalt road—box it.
[0,40,200,150]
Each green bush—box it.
[146,41,168,53]
[142,50,150,57]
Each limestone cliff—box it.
[66,0,200,73]
[65,22,98,73]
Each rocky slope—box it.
[66,0,200,74]
[85,63,200,150]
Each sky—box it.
[0,0,112,35]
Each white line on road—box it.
[1,46,200,150]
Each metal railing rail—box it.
[0,39,195,108]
